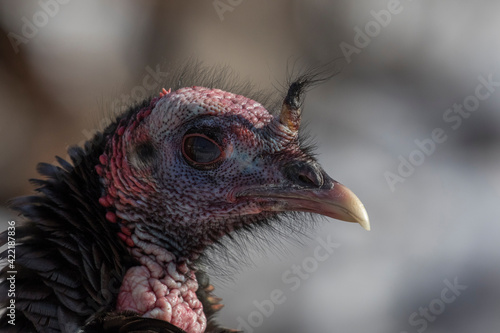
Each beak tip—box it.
[357,205,370,231]
[359,217,371,231]
[335,183,370,231]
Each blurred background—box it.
[1,1,499,332]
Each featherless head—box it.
[97,79,369,260]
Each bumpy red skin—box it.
[117,256,204,332]
[97,87,301,333]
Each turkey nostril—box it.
[298,174,317,187]
[285,162,324,188]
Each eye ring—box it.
[182,133,225,168]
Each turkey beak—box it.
[279,162,369,230]
[284,181,371,231]
[236,164,370,231]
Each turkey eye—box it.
[182,134,224,167]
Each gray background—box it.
[1,1,499,332]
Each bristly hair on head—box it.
[100,59,340,131]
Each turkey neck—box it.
[116,224,207,333]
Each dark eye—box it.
[182,134,224,167]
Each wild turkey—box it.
[0,66,369,333]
